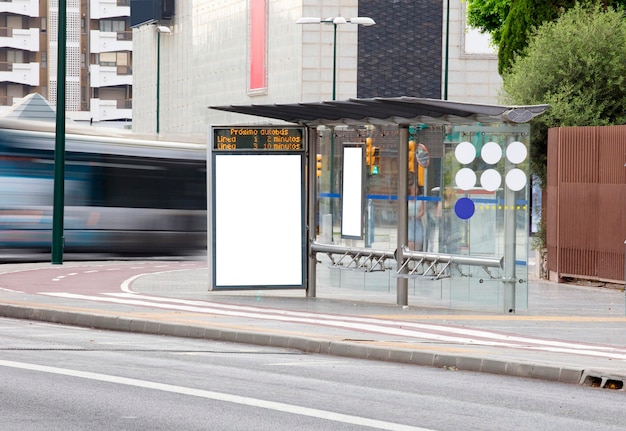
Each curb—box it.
[0,303,584,385]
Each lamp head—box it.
[296,17,321,24]
[349,17,375,26]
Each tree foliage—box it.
[501,4,626,181]
[465,0,626,74]
[498,0,578,74]
[466,0,510,43]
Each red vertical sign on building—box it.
[249,0,267,92]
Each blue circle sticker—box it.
[455,197,475,220]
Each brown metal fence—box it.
[547,126,626,284]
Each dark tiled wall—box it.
[357,0,442,98]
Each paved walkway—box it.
[0,259,625,390]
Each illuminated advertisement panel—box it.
[209,126,306,290]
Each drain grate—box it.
[581,371,626,390]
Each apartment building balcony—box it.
[90,29,132,53]
[67,99,131,123]
[0,28,39,52]
[94,98,131,121]
[0,62,39,86]
[0,0,39,17]
[90,0,130,19]
[65,98,131,122]
[90,64,132,87]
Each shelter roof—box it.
[210,97,549,127]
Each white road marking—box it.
[0,359,432,431]
[40,291,626,360]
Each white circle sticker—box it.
[480,169,502,192]
[455,141,476,164]
[505,168,527,191]
[481,141,502,165]
[455,168,477,191]
[506,141,528,164]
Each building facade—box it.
[0,0,501,132]
[131,0,501,138]
[0,0,132,125]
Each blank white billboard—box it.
[341,146,364,239]
[213,153,305,288]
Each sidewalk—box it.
[0,259,625,390]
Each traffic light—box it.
[365,137,373,167]
[408,140,416,173]
[365,138,379,175]
[316,153,322,177]
[371,147,380,175]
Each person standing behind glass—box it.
[437,187,458,253]
[408,179,424,251]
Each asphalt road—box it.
[1,260,625,391]
[2,318,626,431]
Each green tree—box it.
[498,1,574,74]
[466,0,510,43]
[465,0,626,74]
[501,4,626,182]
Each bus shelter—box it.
[211,97,548,313]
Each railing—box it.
[397,246,503,280]
[312,242,395,272]
[311,242,503,280]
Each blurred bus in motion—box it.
[0,119,206,256]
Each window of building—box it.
[464,27,495,54]
[100,20,126,33]
[461,3,496,55]
[99,52,116,66]
[41,17,47,32]
[97,52,130,69]
[7,50,24,64]
[41,51,47,68]
[116,52,129,66]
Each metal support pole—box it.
[503,136,517,313]
[329,126,336,241]
[328,25,337,233]
[307,127,319,297]
[444,0,450,100]
[52,0,67,264]
[397,125,410,305]
[156,31,161,134]
[332,23,337,101]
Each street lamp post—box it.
[444,0,450,100]
[297,16,375,241]
[52,0,67,264]
[296,16,375,101]
[155,25,171,134]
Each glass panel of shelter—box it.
[313,122,530,312]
